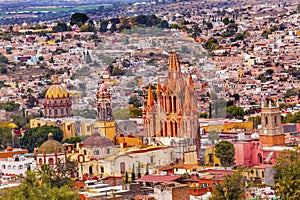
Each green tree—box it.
[0,101,20,112]
[129,106,142,118]
[99,20,109,33]
[284,89,297,98]
[199,112,208,118]
[208,130,219,145]
[0,168,79,200]
[205,37,219,50]
[222,17,230,25]
[131,164,135,182]
[206,22,213,30]
[113,108,130,120]
[226,106,245,119]
[215,141,235,167]
[235,32,244,40]
[137,162,141,178]
[135,14,148,25]
[129,95,140,106]
[70,13,89,27]
[0,121,15,149]
[274,150,300,200]
[62,136,82,146]
[248,116,261,129]
[125,171,129,183]
[145,163,149,175]
[53,22,71,32]
[210,169,245,200]
[226,23,238,36]
[159,20,169,28]
[21,125,63,152]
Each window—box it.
[150,156,154,164]
[101,167,104,173]
[94,149,99,155]
[39,158,43,165]
[208,154,213,163]
[13,166,16,170]
[106,148,110,155]
[55,109,58,115]
[48,158,54,165]
[19,165,23,170]
[8,165,11,170]
[67,125,71,131]
[265,116,268,125]
[61,109,64,115]
[2,165,5,169]
[84,150,87,155]
[120,162,125,174]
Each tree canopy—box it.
[274,150,300,200]
[210,169,245,200]
[0,159,79,200]
[70,13,89,27]
[20,125,63,152]
[215,141,235,167]
[0,101,20,112]
[226,105,245,119]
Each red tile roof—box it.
[136,175,181,183]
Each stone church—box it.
[143,52,200,163]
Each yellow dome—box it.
[45,75,69,99]
[38,135,64,154]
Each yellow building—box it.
[204,147,221,167]
[94,121,117,141]
[200,119,253,133]
[30,117,95,140]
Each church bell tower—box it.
[259,101,285,147]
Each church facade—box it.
[143,52,200,163]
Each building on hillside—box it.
[0,155,35,176]
[143,52,200,163]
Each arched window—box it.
[48,158,54,165]
[120,162,125,174]
[173,96,177,112]
[39,158,43,165]
[106,148,110,155]
[258,153,263,164]
[2,165,5,169]
[8,165,11,170]
[19,165,23,170]
[84,150,87,155]
[12,166,16,170]
[150,156,155,163]
[94,149,99,155]
[89,166,93,175]
[274,116,277,125]
[265,116,268,126]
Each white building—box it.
[0,155,35,176]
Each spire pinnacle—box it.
[53,74,58,84]
[169,52,180,71]
[147,85,154,107]
[156,77,162,93]
[189,76,194,91]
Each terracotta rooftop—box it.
[135,175,181,183]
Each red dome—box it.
[83,132,114,147]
